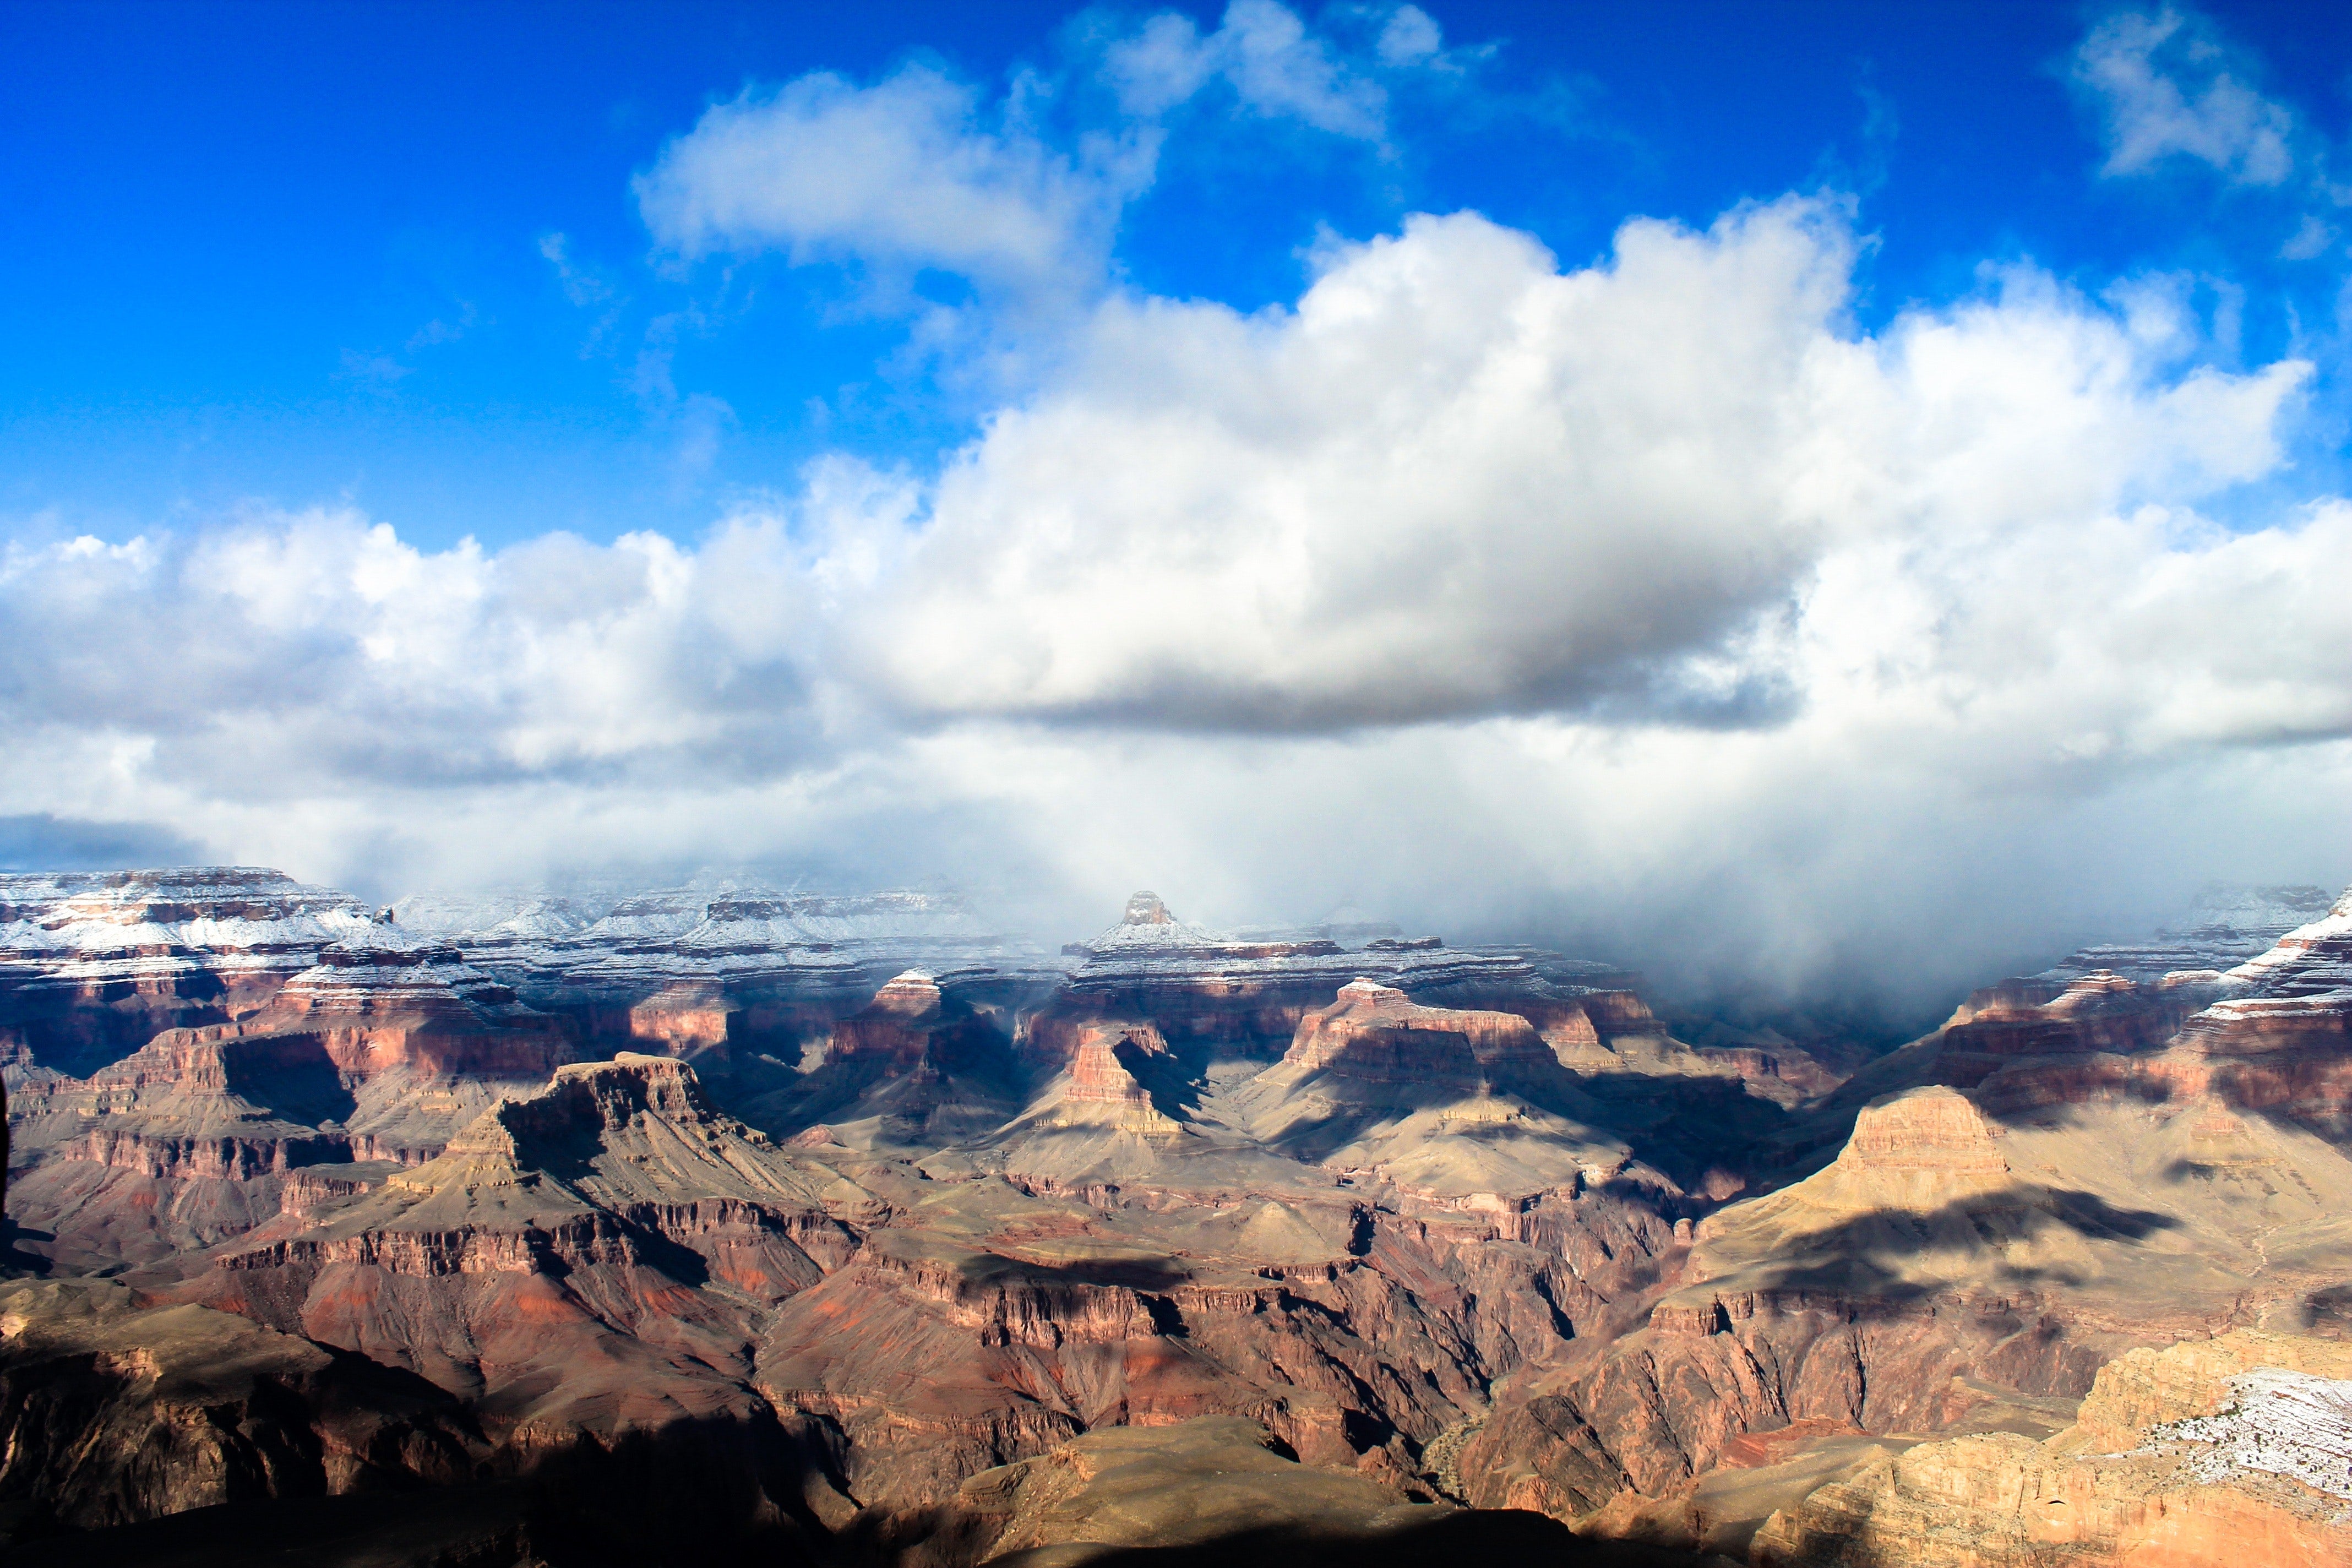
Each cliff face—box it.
[736,970,1029,1153]
[1452,889,2352,1555]
[0,868,377,1080]
[1230,980,1648,1201]
[4,930,581,1275]
[1277,979,1561,1084]
[148,1054,868,1472]
[1019,894,1632,1078]
[917,1415,1558,1563]
[749,1170,1683,1510]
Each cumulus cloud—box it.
[7,189,2348,982]
[2071,6,2296,185]
[636,2,1478,317]
[0,509,832,794]
[834,199,2307,732]
[1095,2,1481,140]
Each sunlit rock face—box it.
[4,923,581,1273]
[1278,979,1561,1085]
[1458,883,2352,1559]
[435,885,1053,1072]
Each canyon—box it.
[6,873,2352,1566]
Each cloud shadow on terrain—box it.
[9,1409,851,1568]
[1700,1185,2187,1307]
[922,1510,1713,1568]
[219,1037,360,1128]
[0,1424,1717,1568]
[1565,1069,1812,1195]
[0,1219,57,1278]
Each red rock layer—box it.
[1282,979,1559,1085]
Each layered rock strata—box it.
[0,1277,483,1532]
[0,869,375,1080]
[741,970,1027,1152]
[2044,883,2339,982]
[6,929,579,1272]
[1232,981,1646,1200]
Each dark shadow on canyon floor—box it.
[3,1490,1724,1568]
[0,1219,57,1278]
[963,1511,1714,1568]
[8,1409,848,1568]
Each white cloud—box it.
[0,509,827,790]
[1375,6,1444,69]
[631,3,1483,327]
[2282,214,2338,262]
[4,197,2346,995]
[837,198,2308,731]
[1099,1,1474,139]
[2072,6,2295,186]
[635,65,1152,304]
[540,232,619,309]
[1104,0,1390,137]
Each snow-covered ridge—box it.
[1070,889,1342,960]
[378,883,1038,1005]
[1050,892,1626,1009]
[2148,1367,2352,1501]
[396,884,986,951]
[0,867,374,957]
[391,891,595,940]
[2208,887,2352,1008]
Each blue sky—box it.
[2,1,2349,998]
[8,1,2348,548]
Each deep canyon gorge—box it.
[5,871,2352,1567]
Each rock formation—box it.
[4,927,578,1275]
[1447,885,2352,1560]
[0,868,377,1080]
[0,1276,482,1532]
[889,1414,1576,1565]
[1232,980,1645,1200]
[15,872,2352,1565]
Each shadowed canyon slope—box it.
[8,874,2352,1565]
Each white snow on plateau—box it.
[2151,1368,2352,1502]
